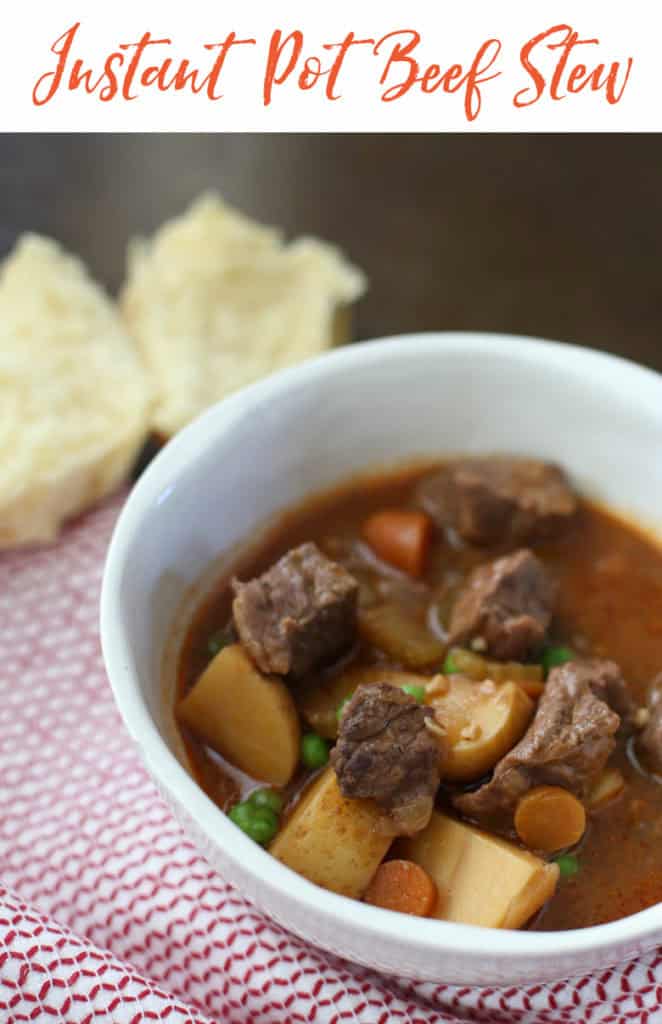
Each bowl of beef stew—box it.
[101,332,662,984]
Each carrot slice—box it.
[364,859,439,917]
[362,510,432,577]
[514,786,586,853]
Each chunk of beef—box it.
[588,661,636,727]
[454,659,625,832]
[448,548,556,661]
[232,542,358,679]
[637,675,662,774]
[417,457,576,546]
[331,683,442,835]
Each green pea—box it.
[245,807,279,845]
[541,645,575,677]
[301,732,330,769]
[554,854,579,879]
[249,788,284,815]
[443,652,459,674]
[207,629,231,657]
[228,801,254,830]
[336,694,353,721]
[228,801,279,845]
[402,683,426,703]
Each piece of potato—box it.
[587,768,625,810]
[359,604,445,667]
[514,786,586,852]
[269,766,392,898]
[299,665,428,739]
[398,810,559,929]
[448,647,544,697]
[427,677,534,781]
[177,644,300,786]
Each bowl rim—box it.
[100,330,662,966]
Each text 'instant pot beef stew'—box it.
[175,457,662,931]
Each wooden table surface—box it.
[1,134,661,369]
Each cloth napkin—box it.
[1,493,661,1024]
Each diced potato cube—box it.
[398,811,559,929]
[427,677,534,781]
[299,665,428,739]
[177,644,300,786]
[270,766,392,898]
[359,604,445,667]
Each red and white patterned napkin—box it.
[1,493,661,1024]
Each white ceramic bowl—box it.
[100,332,662,986]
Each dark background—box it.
[1,134,661,368]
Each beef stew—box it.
[175,457,662,931]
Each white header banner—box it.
[3,0,656,131]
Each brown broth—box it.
[175,463,662,930]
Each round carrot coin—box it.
[364,859,438,917]
[514,785,586,853]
